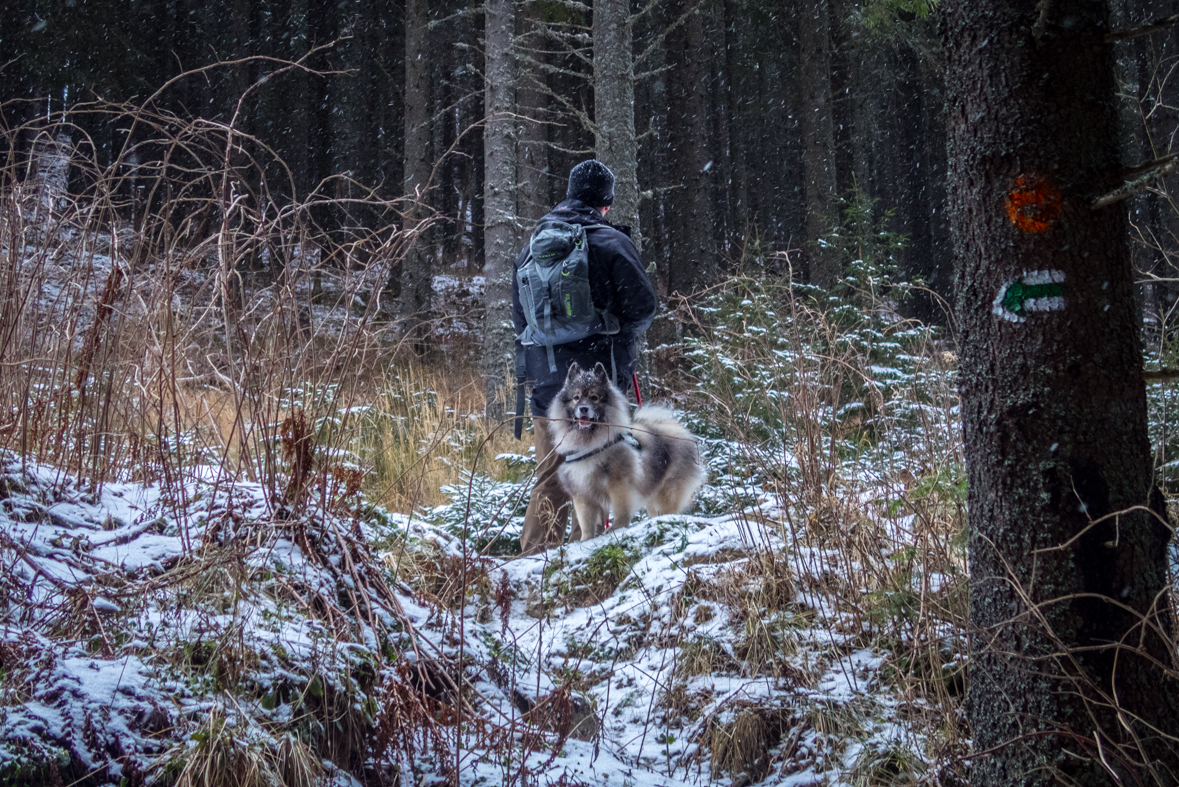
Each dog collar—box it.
[562,432,640,464]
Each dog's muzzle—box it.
[575,404,596,430]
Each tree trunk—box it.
[891,45,939,319]
[664,0,712,297]
[482,0,518,422]
[720,0,748,258]
[287,0,312,201]
[516,2,549,225]
[1112,0,1170,342]
[798,0,838,287]
[593,0,641,250]
[399,0,433,348]
[945,2,1179,784]
[636,0,669,299]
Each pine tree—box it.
[593,0,641,248]
[945,1,1179,782]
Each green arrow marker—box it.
[994,270,1066,323]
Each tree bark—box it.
[516,2,549,224]
[720,0,748,257]
[945,2,1179,784]
[1112,0,1172,337]
[399,0,433,348]
[890,45,939,319]
[636,0,669,300]
[593,0,641,250]
[482,0,518,422]
[798,0,838,288]
[664,0,712,297]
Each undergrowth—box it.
[0,98,990,787]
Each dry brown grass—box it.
[672,635,740,681]
[0,88,591,787]
[359,363,524,515]
[709,706,793,785]
[0,101,428,506]
[665,273,976,778]
[159,710,324,787]
[381,539,493,609]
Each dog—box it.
[547,361,707,540]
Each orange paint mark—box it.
[1005,174,1063,233]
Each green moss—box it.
[0,742,71,787]
[540,538,643,609]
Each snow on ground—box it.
[1,445,964,786]
[484,517,909,786]
[0,451,400,784]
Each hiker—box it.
[513,159,657,555]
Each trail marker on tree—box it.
[992,270,1066,322]
[947,1,1179,782]
[1005,173,1063,233]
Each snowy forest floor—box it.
[1,223,979,786]
[5,153,1179,787]
[0,443,970,787]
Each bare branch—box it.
[1107,13,1179,43]
[1093,154,1179,208]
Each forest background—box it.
[6,0,1179,785]
[4,0,1179,340]
[3,0,956,333]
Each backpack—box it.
[516,219,620,374]
[514,219,620,437]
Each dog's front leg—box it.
[610,490,636,531]
[572,498,603,541]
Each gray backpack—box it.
[516,219,620,375]
[514,219,620,437]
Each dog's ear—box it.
[593,362,609,382]
[565,361,581,384]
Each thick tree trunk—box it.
[593,0,641,250]
[945,2,1179,784]
[482,0,518,422]
[331,9,381,252]
[399,0,433,348]
[287,0,312,200]
[798,0,838,287]
[1113,0,1172,336]
[891,46,940,321]
[636,0,669,300]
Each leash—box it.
[632,371,642,406]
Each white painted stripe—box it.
[1023,269,1065,285]
[993,302,1025,322]
[1026,296,1066,311]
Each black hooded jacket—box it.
[512,199,657,413]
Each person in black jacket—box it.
[514,160,657,555]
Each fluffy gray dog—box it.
[547,361,707,540]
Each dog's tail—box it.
[631,406,707,514]
[632,405,691,439]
